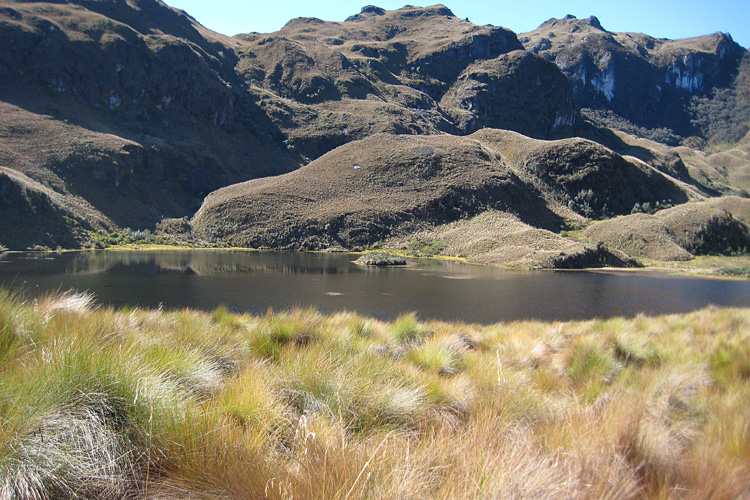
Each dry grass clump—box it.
[1,288,749,499]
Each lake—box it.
[1,250,749,323]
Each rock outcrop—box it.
[521,15,746,135]
[440,50,577,137]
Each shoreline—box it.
[2,244,749,280]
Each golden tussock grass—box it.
[0,289,749,499]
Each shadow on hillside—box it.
[0,85,298,230]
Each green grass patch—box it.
[407,239,447,257]
[408,340,464,375]
[566,339,619,403]
[389,313,432,344]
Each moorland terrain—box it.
[2,3,750,499]
[0,1,749,270]
[0,0,750,268]
[1,289,749,499]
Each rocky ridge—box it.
[521,15,746,137]
[236,4,578,159]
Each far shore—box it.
[3,244,749,280]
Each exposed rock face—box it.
[521,15,746,135]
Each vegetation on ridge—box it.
[1,288,749,499]
[189,131,699,269]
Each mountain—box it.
[0,0,299,248]
[234,4,576,158]
[520,15,746,139]
[1,1,749,268]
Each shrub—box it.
[408,340,464,375]
[581,109,683,145]
[716,266,750,278]
[90,228,157,247]
[690,53,750,146]
[355,253,406,266]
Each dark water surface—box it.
[1,250,749,323]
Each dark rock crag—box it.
[520,15,746,135]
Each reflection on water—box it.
[2,250,350,276]
[1,250,749,323]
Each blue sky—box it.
[163,0,750,49]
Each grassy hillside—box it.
[0,0,300,250]
[1,288,749,498]
[585,196,750,261]
[1,1,748,261]
[188,130,713,268]
[232,3,578,160]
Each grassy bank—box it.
[1,289,749,499]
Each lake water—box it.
[1,250,749,323]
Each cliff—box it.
[521,15,746,136]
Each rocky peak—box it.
[345,7,380,22]
[360,5,386,16]
[395,4,456,18]
[521,16,746,135]
[538,14,607,35]
[586,16,603,31]
[346,4,454,23]
[239,4,525,125]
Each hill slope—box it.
[190,130,702,268]
[0,0,299,249]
